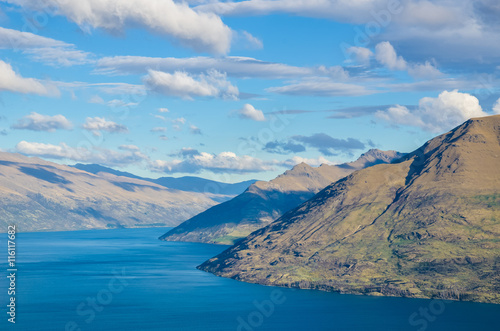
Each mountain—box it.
[0,152,221,232]
[160,149,404,245]
[72,163,256,200]
[198,115,500,304]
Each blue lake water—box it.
[0,227,499,331]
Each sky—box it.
[0,0,499,183]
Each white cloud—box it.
[0,27,92,66]
[87,95,139,107]
[158,108,169,113]
[16,141,147,166]
[82,117,129,136]
[493,98,500,114]
[239,31,263,49]
[106,99,139,108]
[375,41,407,71]
[267,78,374,97]
[88,95,105,104]
[11,112,72,132]
[407,61,444,79]
[376,90,490,132]
[346,46,373,66]
[5,0,232,54]
[150,151,274,174]
[197,0,500,65]
[0,60,60,96]
[235,104,266,121]
[374,42,443,79]
[150,127,167,133]
[144,69,238,100]
[118,144,140,151]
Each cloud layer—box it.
[151,150,274,174]
[16,141,147,166]
[5,0,233,54]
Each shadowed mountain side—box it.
[0,152,221,232]
[160,149,404,245]
[72,163,257,201]
[198,115,500,304]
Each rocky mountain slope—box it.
[160,149,403,245]
[199,115,500,304]
[0,152,221,232]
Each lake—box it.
[1,227,499,330]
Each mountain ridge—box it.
[160,149,404,245]
[71,163,257,200]
[0,152,222,232]
[198,115,500,304]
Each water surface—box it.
[1,227,498,330]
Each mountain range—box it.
[72,163,256,201]
[160,149,403,245]
[198,115,500,304]
[0,153,226,232]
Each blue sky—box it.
[0,0,499,182]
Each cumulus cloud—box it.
[0,60,59,96]
[493,98,500,114]
[82,117,129,136]
[376,90,490,132]
[375,41,408,71]
[0,26,91,66]
[5,0,232,54]
[235,104,266,121]
[11,112,72,132]
[144,69,239,100]
[292,133,365,156]
[346,46,373,66]
[16,141,147,166]
[158,108,169,113]
[150,150,274,174]
[368,42,443,79]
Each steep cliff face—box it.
[160,150,403,245]
[0,152,219,232]
[199,116,500,304]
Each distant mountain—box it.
[72,163,256,199]
[199,115,500,304]
[0,153,221,232]
[160,149,404,245]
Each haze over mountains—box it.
[160,149,403,245]
[0,153,225,232]
[199,115,500,304]
[72,163,256,202]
